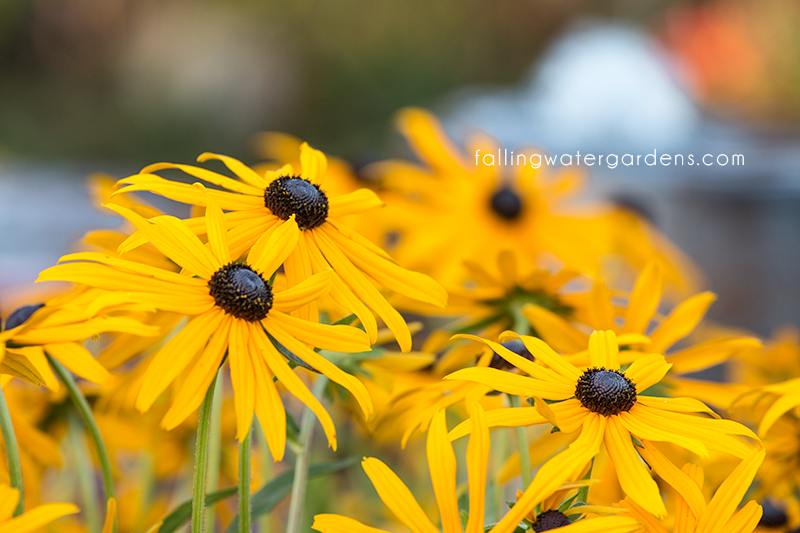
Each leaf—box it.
[224,457,359,533]
[157,487,237,533]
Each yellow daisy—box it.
[37,198,373,456]
[112,143,447,351]
[0,484,78,533]
[621,449,765,533]
[312,404,641,533]
[446,330,761,517]
[1,288,158,390]
[368,107,697,292]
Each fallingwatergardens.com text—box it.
[475,149,744,169]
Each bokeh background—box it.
[2,0,800,334]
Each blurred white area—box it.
[443,22,700,155]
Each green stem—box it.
[509,395,533,488]
[0,383,24,516]
[256,421,272,533]
[286,377,328,533]
[48,356,115,526]
[191,375,219,533]
[205,369,224,533]
[239,426,252,533]
[68,413,101,533]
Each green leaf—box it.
[157,487,237,533]
[332,313,357,326]
[224,457,359,533]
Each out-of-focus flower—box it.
[368,108,698,293]
[447,330,760,517]
[38,199,373,456]
[114,143,447,351]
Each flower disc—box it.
[533,510,572,532]
[4,303,44,331]
[264,176,329,229]
[489,186,523,221]
[575,367,637,416]
[208,263,273,321]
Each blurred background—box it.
[2,0,800,334]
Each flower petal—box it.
[623,354,671,392]
[589,330,620,370]
[650,292,716,353]
[445,367,572,400]
[229,319,256,440]
[248,217,300,277]
[522,304,588,353]
[695,449,765,533]
[197,152,269,189]
[44,342,110,385]
[448,406,548,441]
[465,404,489,533]
[328,189,384,218]
[427,411,462,533]
[623,262,662,335]
[273,271,333,312]
[312,514,391,533]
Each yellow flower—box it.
[1,288,158,390]
[313,404,640,533]
[446,330,760,517]
[369,108,697,292]
[113,143,447,351]
[38,198,373,456]
[621,449,765,533]
[0,484,78,533]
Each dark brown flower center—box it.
[488,339,534,370]
[532,510,571,532]
[208,263,273,321]
[575,367,637,416]
[2,303,44,331]
[264,175,328,230]
[489,186,523,221]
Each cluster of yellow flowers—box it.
[0,108,795,533]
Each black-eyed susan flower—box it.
[621,448,765,533]
[112,143,447,352]
[37,198,373,457]
[312,404,641,533]
[368,107,697,292]
[446,330,761,517]
[0,288,158,390]
[0,483,79,533]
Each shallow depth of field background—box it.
[2,0,800,348]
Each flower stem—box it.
[68,413,101,533]
[205,369,224,533]
[0,383,24,516]
[191,374,219,533]
[256,421,272,533]
[239,426,252,533]
[509,395,533,488]
[48,356,115,528]
[286,376,328,533]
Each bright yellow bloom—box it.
[369,108,698,292]
[38,198,373,455]
[1,288,158,390]
[621,449,765,533]
[312,404,641,533]
[0,484,78,533]
[446,330,760,517]
[113,143,447,351]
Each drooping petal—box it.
[249,328,287,461]
[44,342,110,385]
[465,404,489,533]
[136,309,223,412]
[638,440,706,517]
[361,457,440,533]
[0,503,80,533]
[228,318,256,440]
[426,411,462,533]
[449,406,548,441]
[328,189,384,218]
[604,416,667,518]
[283,231,319,323]
[266,311,369,353]
[617,410,709,458]
[161,318,232,430]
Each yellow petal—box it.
[266,311,369,353]
[203,191,231,265]
[44,342,110,385]
[522,305,588,354]
[604,416,667,518]
[0,486,19,522]
[638,440,706,517]
[445,367,572,400]
[228,319,256,440]
[589,330,620,370]
[101,498,117,533]
[272,271,333,313]
[161,318,231,430]
[362,457,440,533]
[312,514,391,533]
[0,503,80,533]
[449,406,547,441]
[249,328,288,461]
[328,189,384,218]
[649,292,716,353]
[623,354,671,392]
[248,217,300,277]
[196,152,269,189]
[623,262,662,335]
[465,404,489,533]
[695,450,765,533]
[723,501,762,533]
[299,142,328,185]
[426,411,462,533]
